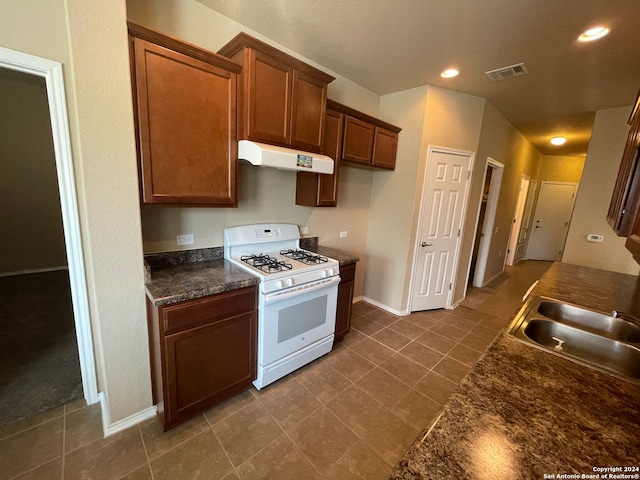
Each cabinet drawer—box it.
[162,286,257,335]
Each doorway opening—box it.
[0,47,98,426]
[471,158,504,287]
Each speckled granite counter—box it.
[390,262,640,479]
[144,240,359,306]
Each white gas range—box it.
[224,223,340,389]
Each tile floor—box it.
[0,261,551,480]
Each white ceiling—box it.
[198,0,640,156]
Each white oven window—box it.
[277,295,327,343]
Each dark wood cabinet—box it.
[342,116,376,166]
[296,109,343,207]
[372,127,399,170]
[335,263,356,340]
[146,286,257,431]
[218,33,334,153]
[606,88,640,263]
[128,23,241,207]
[327,100,401,171]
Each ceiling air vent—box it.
[485,63,529,82]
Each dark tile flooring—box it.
[0,261,551,479]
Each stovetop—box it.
[224,224,340,293]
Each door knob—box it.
[421,242,433,247]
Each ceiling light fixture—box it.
[441,68,459,78]
[550,136,567,146]
[578,26,610,42]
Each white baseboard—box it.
[360,296,409,316]
[99,392,157,437]
[0,266,68,277]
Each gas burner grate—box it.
[241,254,293,274]
[280,249,329,265]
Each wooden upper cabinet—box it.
[218,33,334,153]
[246,49,292,145]
[296,108,343,207]
[128,23,241,207]
[608,88,640,235]
[372,127,399,170]
[327,100,402,171]
[342,117,375,166]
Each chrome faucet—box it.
[612,310,640,328]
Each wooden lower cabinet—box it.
[147,286,257,431]
[335,263,356,340]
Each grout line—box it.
[137,423,156,480]
[204,414,238,480]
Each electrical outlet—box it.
[300,226,309,234]
[340,231,348,238]
[177,234,194,246]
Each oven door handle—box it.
[264,275,341,304]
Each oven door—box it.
[260,276,339,366]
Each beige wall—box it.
[539,155,585,183]
[563,107,639,275]
[458,103,542,292]
[0,73,67,274]
[364,86,486,312]
[1,0,149,424]
[128,0,379,298]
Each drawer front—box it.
[162,286,257,335]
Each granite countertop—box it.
[391,262,640,479]
[144,238,359,306]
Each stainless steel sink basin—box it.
[537,300,640,342]
[508,296,640,381]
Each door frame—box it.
[506,174,530,266]
[0,47,99,405]
[408,145,475,311]
[472,158,504,287]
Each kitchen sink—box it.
[536,300,640,342]
[508,296,640,381]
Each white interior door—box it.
[515,179,537,262]
[410,148,473,311]
[527,182,578,261]
[506,175,530,266]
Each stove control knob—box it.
[328,268,335,277]
[286,278,294,287]
[276,280,284,289]
[320,270,327,278]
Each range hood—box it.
[238,140,334,174]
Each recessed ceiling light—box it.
[578,26,610,42]
[441,68,459,78]
[550,136,567,146]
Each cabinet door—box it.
[291,70,327,152]
[163,311,257,428]
[295,109,342,207]
[133,37,237,206]
[245,49,292,146]
[335,263,356,340]
[371,127,398,170]
[342,116,375,166]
